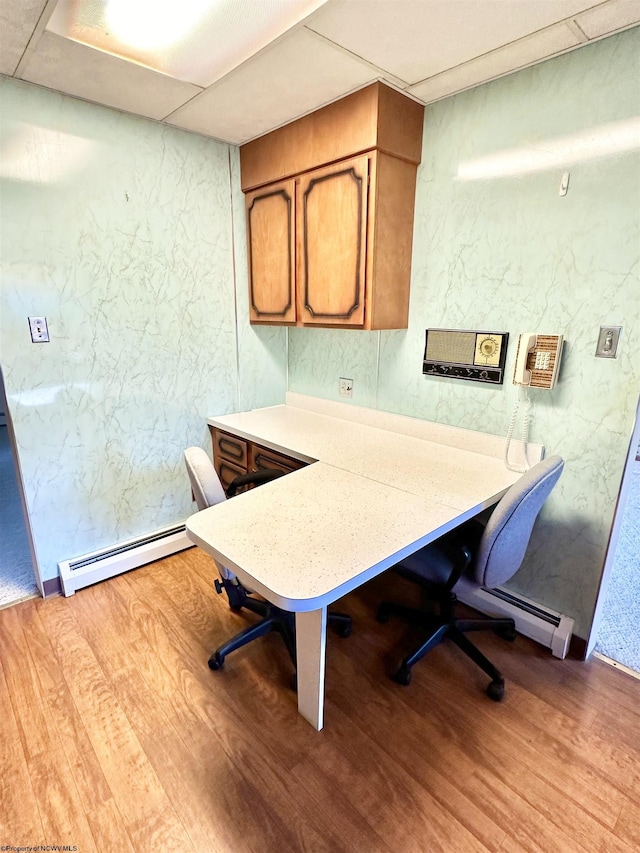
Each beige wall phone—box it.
[506,333,563,472]
[513,333,563,389]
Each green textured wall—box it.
[0,79,286,582]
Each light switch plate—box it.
[28,316,50,343]
[595,326,621,358]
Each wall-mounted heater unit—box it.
[58,523,193,596]
[457,585,574,659]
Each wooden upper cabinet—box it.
[240,82,424,330]
[240,83,423,191]
[297,156,368,326]
[246,179,296,324]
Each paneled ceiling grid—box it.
[0,0,638,143]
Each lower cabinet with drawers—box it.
[210,427,306,491]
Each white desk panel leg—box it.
[295,607,327,731]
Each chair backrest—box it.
[184,447,226,511]
[475,455,564,588]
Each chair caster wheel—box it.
[377,604,391,624]
[208,653,224,671]
[487,680,504,701]
[392,665,412,686]
[336,622,352,638]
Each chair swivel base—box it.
[377,598,516,701]
[208,595,352,675]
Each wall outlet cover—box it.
[28,316,50,343]
[339,377,353,397]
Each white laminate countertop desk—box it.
[186,394,538,730]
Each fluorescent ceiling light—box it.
[46,0,328,87]
[105,0,215,52]
[457,117,640,180]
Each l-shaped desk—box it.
[186,393,538,730]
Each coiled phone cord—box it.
[505,389,532,472]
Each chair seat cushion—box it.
[397,519,485,586]
[398,542,456,584]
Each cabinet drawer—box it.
[216,458,250,494]
[250,444,305,476]
[212,429,248,468]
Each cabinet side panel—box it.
[368,153,417,330]
[376,86,424,165]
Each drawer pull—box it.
[254,453,283,471]
[219,437,245,461]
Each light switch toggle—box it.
[559,171,570,196]
[28,316,50,343]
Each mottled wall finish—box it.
[289,28,640,637]
[0,78,286,582]
[229,146,287,411]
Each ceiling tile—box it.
[409,21,581,103]
[45,0,329,87]
[17,31,203,121]
[306,0,602,84]
[574,0,640,38]
[0,0,48,75]
[166,27,376,144]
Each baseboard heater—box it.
[457,585,574,659]
[58,523,194,596]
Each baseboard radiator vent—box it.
[457,585,574,659]
[58,523,193,596]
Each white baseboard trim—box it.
[58,523,193,596]
[457,585,574,659]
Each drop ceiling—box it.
[1,0,638,145]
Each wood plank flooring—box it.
[1,547,638,853]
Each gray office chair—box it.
[378,455,564,700]
[184,447,352,675]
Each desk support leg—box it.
[295,607,327,731]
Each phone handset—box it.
[513,333,537,386]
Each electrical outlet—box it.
[28,316,50,343]
[339,377,353,398]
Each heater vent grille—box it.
[482,587,561,626]
[68,524,187,571]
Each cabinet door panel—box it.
[297,155,368,326]
[246,180,296,324]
